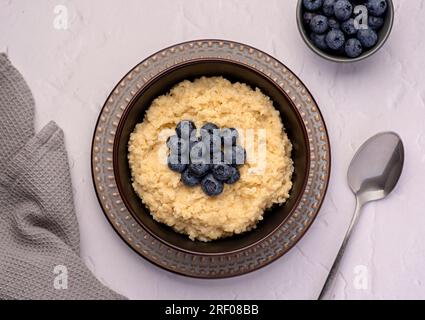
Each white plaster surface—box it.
[1,0,424,300]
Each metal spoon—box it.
[318,132,404,300]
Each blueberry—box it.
[345,38,363,58]
[303,12,317,26]
[211,151,224,165]
[368,16,384,30]
[341,18,357,35]
[322,0,336,16]
[189,134,201,150]
[201,174,224,196]
[310,33,328,50]
[333,45,346,55]
[203,132,222,153]
[221,127,239,146]
[189,162,211,177]
[366,0,387,16]
[224,145,246,166]
[167,154,187,173]
[325,29,345,50]
[176,120,196,139]
[181,169,201,187]
[167,135,189,155]
[334,0,353,21]
[328,18,340,30]
[200,122,219,135]
[310,15,329,34]
[190,141,208,163]
[225,166,240,185]
[303,0,323,11]
[199,124,221,148]
[212,163,233,181]
[357,28,378,48]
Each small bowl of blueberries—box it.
[297,0,394,62]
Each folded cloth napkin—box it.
[0,53,126,299]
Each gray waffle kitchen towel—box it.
[0,53,126,299]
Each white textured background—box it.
[1,0,424,300]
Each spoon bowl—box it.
[348,132,404,203]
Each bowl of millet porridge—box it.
[113,59,311,255]
[128,76,294,242]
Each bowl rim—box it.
[112,57,312,256]
[296,0,394,63]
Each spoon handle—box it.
[318,196,363,300]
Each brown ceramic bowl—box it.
[112,58,310,255]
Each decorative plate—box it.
[91,39,331,278]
